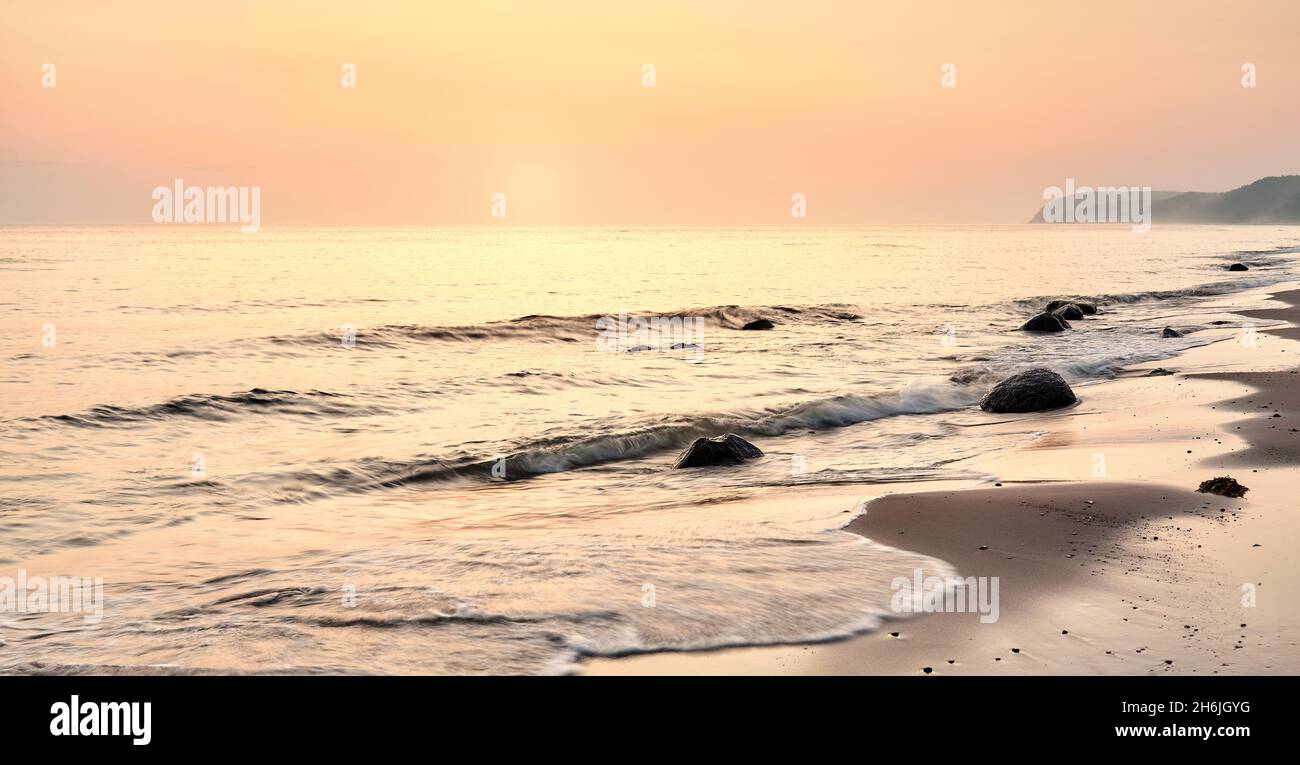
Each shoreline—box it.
[582,285,1300,675]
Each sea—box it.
[2,224,1297,673]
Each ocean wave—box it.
[0,532,948,676]
[949,354,1137,387]
[157,319,1231,497]
[261,303,862,348]
[262,380,983,496]
[1231,243,1300,257]
[29,388,392,428]
[1009,274,1287,312]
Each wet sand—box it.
[583,286,1300,675]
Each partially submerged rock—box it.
[1045,299,1098,315]
[1227,263,1249,272]
[1146,368,1174,376]
[741,319,775,330]
[672,434,764,469]
[1052,303,1085,320]
[979,368,1078,413]
[1162,326,1184,338]
[1197,476,1249,498]
[1020,312,1070,332]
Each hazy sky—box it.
[3,0,1298,224]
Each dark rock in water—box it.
[1197,476,1248,498]
[1045,299,1098,315]
[979,368,1078,413]
[949,368,989,385]
[1020,312,1070,332]
[1146,368,1175,376]
[741,319,775,330]
[1227,263,1249,272]
[1052,303,1085,320]
[672,434,764,469]
[1162,326,1184,338]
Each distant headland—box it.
[1030,175,1300,224]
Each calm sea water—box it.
[2,225,1297,673]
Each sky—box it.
[2,0,1299,225]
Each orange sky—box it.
[2,0,1298,224]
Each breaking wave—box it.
[30,388,392,428]
[261,303,863,348]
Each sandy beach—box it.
[584,286,1300,675]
